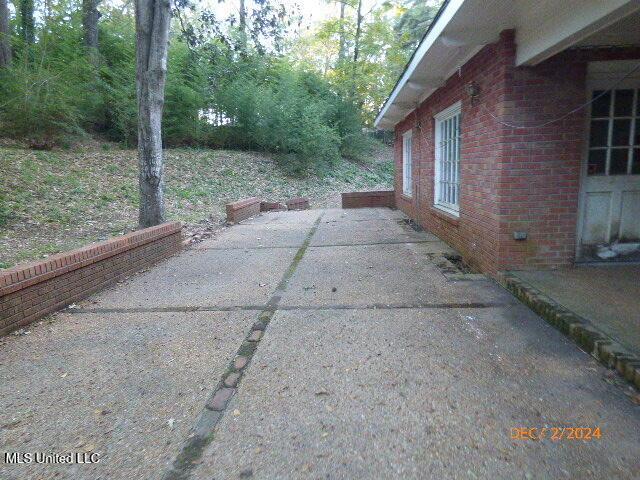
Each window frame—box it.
[434,101,462,217]
[587,87,639,176]
[402,130,413,197]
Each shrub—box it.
[213,58,365,175]
[0,57,88,145]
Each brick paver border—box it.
[161,214,324,480]
[499,273,640,389]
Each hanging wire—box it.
[480,61,640,130]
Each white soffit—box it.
[514,0,640,66]
[374,0,640,130]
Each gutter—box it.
[374,0,452,129]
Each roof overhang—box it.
[374,0,640,130]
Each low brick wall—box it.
[260,201,287,212]
[342,191,396,209]
[0,222,182,336]
[286,197,310,211]
[226,197,261,223]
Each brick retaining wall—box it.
[226,197,261,223]
[342,191,395,209]
[0,222,183,336]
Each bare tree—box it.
[135,0,171,227]
[82,0,101,61]
[0,0,11,67]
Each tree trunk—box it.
[337,1,345,63]
[19,0,34,45]
[238,0,247,50]
[135,0,170,228]
[351,0,362,98]
[0,0,11,67]
[82,0,101,61]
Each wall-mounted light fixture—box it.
[465,81,480,104]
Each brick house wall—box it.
[394,29,640,274]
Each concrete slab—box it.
[240,209,322,226]
[87,247,298,309]
[512,265,640,356]
[192,308,640,479]
[321,207,407,222]
[0,310,254,480]
[196,222,309,250]
[311,218,439,246]
[281,243,514,307]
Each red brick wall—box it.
[394,32,510,273]
[496,43,640,270]
[342,191,395,209]
[226,197,261,223]
[0,223,182,335]
[393,29,640,274]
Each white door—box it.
[578,62,640,261]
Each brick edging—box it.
[499,272,640,389]
[342,190,395,209]
[0,222,182,297]
[1,222,183,336]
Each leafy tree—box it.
[394,0,440,53]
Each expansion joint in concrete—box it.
[161,214,324,480]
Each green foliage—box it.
[0,10,93,144]
[212,57,368,175]
[395,0,441,52]
[0,0,374,173]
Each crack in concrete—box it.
[161,214,324,480]
[67,302,513,315]
[196,239,440,251]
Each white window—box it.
[402,130,413,196]
[434,101,461,216]
[587,88,640,176]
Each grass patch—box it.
[0,143,393,268]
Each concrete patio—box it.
[1,208,639,479]
[511,265,640,359]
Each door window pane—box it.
[589,120,609,147]
[633,149,640,174]
[587,150,606,175]
[611,119,631,146]
[591,90,611,117]
[614,89,634,116]
[609,149,629,175]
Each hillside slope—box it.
[0,143,393,268]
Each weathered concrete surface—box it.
[195,222,309,250]
[311,217,439,246]
[87,247,298,309]
[241,209,322,226]
[1,207,639,480]
[193,308,640,479]
[512,265,640,357]
[0,311,254,480]
[282,242,515,307]
[321,207,406,222]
